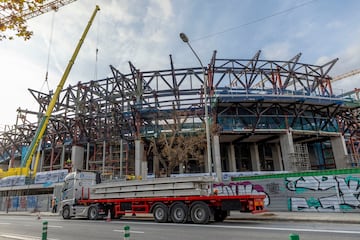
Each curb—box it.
[226,212,360,224]
[2,211,359,224]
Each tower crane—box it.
[0,0,78,26]
[329,68,360,99]
[331,68,360,83]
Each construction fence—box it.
[0,194,53,212]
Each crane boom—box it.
[1,5,100,178]
[331,68,360,82]
[0,0,78,25]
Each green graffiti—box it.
[287,198,291,211]
[295,188,307,194]
[306,197,321,208]
[340,204,354,211]
[345,175,360,185]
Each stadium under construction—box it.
[0,50,360,183]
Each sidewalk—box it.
[227,211,360,224]
[1,210,359,224]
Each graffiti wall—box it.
[220,171,360,212]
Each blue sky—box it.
[0,0,359,127]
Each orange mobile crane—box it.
[0,4,100,178]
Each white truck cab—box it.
[60,171,100,219]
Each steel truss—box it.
[0,51,359,173]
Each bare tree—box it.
[148,130,206,177]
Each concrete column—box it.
[142,141,148,179]
[213,135,222,181]
[331,135,348,169]
[102,141,106,174]
[60,145,65,170]
[40,150,44,171]
[135,140,143,178]
[179,163,184,174]
[50,147,55,170]
[279,132,295,171]
[228,144,237,172]
[86,143,90,171]
[153,154,160,177]
[204,149,210,173]
[250,143,261,171]
[271,143,284,171]
[71,145,84,171]
[141,160,147,180]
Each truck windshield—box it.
[62,177,74,192]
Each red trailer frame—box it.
[74,194,265,224]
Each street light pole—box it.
[179,33,213,185]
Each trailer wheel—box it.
[170,202,188,223]
[62,206,71,219]
[153,203,168,223]
[190,202,210,224]
[88,206,99,220]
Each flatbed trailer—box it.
[60,171,265,224]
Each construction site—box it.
[0,1,360,187]
[0,48,359,181]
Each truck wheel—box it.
[62,206,71,219]
[170,202,188,223]
[190,202,210,224]
[214,210,228,222]
[153,203,168,223]
[88,206,99,220]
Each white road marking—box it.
[1,223,62,228]
[115,221,360,235]
[0,234,38,240]
[202,225,360,235]
[48,225,63,228]
[113,229,145,234]
[0,233,59,240]
[0,222,10,225]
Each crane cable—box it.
[193,0,319,42]
[93,7,101,81]
[41,10,56,93]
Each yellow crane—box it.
[0,5,100,178]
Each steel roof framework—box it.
[0,52,359,171]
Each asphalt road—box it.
[0,215,360,240]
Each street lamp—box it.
[179,33,213,182]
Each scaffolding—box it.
[292,144,310,171]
